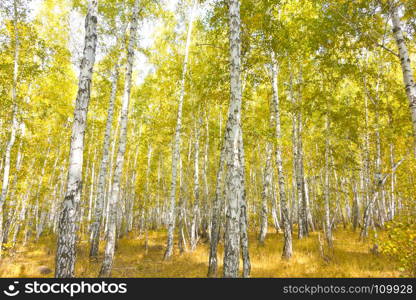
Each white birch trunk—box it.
[99,0,139,277]
[207,136,226,277]
[259,142,272,245]
[89,57,121,257]
[391,6,416,144]
[143,144,153,251]
[2,140,23,244]
[201,113,210,240]
[271,52,292,259]
[0,0,20,250]
[190,119,201,251]
[164,0,197,260]
[55,0,98,278]
[324,116,333,248]
[223,0,245,278]
[238,127,251,278]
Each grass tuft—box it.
[0,229,401,278]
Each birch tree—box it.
[190,117,201,251]
[258,142,272,245]
[270,52,292,259]
[222,0,246,278]
[164,0,198,260]
[0,0,20,251]
[89,37,123,257]
[391,3,416,145]
[55,0,98,278]
[99,0,140,277]
[207,138,226,277]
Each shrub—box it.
[378,218,416,277]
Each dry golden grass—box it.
[0,228,401,278]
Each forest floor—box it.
[0,229,401,278]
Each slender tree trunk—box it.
[90,58,120,257]
[291,69,307,239]
[352,179,360,231]
[14,185,32,244]
[270,52,292,259]
[2,140,23,244]
[259,142,272,245]
[222,0,245,278]
[104,118,119,236]
[238,127,251,278]
[360,89,372,240]
[332,164,345,228]
[87,149,98,232]
[11,159,34,245]
[99,0,139,277]
[374,106,386,227]
[127,148,140,234]
[201,113,210,241]
[296,113,308,238]
[391,5,416,146]
[389,143,396,220]
[190,119,201,251]
[55,0,98,278]
[304,178,314,232]
[291,94,298,235]
[324,116,333,248]
[270,178,281,233]
[178,156,188,253]
[0,0,20,251]
[143,144,153,252]
[207,139,226,277]
[164,0,197,260]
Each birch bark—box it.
[55,0,98,278]
[324,116,333,248]
[99,0,139,277]
[90,56,121,257]
[2,140,23,244]
[391,5,416,144]
[207,138,226,277]
[270,52,292,259]
[222,0,245,278]
[259,142,272,245]
[0,0,20,249]
[164,0,197,260]
[190,119,201,251]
